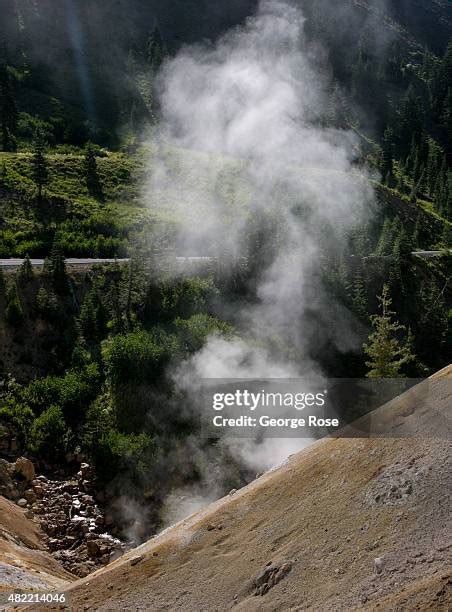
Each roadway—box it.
[0,257,218,270]
[0,251,449,270]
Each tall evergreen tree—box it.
[380,126,395,180]
[84,142,102,198]
[364,285,415,378]
[5,282,23,327]
[351,269,368,320]
[375,217,393,257]
[49,241,68,292]
[146,26,166,72]
[18,254,33,283]
[431,41,452,120]
[417,280,449,366]
[434,157,450,218]
[395,86,424,159]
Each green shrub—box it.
[22,363,101,423]
[174,314,233,353]
[29,405,66,459]
[149,277,218,322]
[88,427,155,484]
[0,399,35,448]
[102,329,179,387]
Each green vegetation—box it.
[364,285,415,378]
[0,261,234,514]
[0,0,450,536]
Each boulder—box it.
[24,489,37,504]
[33,485,44,498]
[17,498,28,508]
[80,463,91,478]
[86,539,102,558]
[15,457,35,482]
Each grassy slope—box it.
[0,150,161,257]
[1,144,449,259]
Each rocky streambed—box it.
[0,456,127,577]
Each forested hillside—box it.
[0,0,450,545]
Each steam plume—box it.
[144,0,376,491]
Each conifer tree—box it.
[417,280,449,366]
[364,285,415,378]
[351,269,368,320]
[49,241,68,292]
[147,26,166,71]
[18,254,33,283]
[375,217,393,257]
[79,288,107,343]
[431,42,452,119]
[5,282,23,327]
[108,258,124,333]
[440,222,451,247]
[434,157,450,217]
[84,142,102,198]
[380,126,395,179]
[396,86,424,159]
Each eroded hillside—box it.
[12,365,449,611]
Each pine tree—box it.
[351,269,368,320]
[440,222,451,247]
[84,142,102,198]
[31,129,49,200]
[434,157,450,218]
[417,280,449,366]
[79,289,107,343]
[108,258,124,333]
[49,241,68,292]
[18,254,33,283]
[5,282,23,327]
[0,63,17,151]
[425,138,443,198]
[42,257,52,277]
[412,218,420,249]
[146,26,166,71]
[364,285,415,378]
[380,126,395,179]
[404,135,418,175]
[421,46,436,83]
[431,41,452,120]
[375,217,393,257]
[396,86,424,159]
[386,39,404,84]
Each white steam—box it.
[144,0,376,517]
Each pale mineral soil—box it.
[0,496,74,611]
[4,365,451,611]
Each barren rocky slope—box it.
[0,496,73,609]
[0,367,449,610]
[19,365,449,611]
